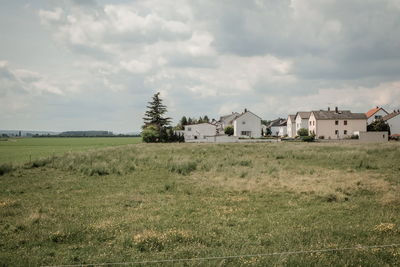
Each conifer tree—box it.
[143,92,171,129]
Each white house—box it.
[232,110,262,138]
[383,110,400,135]
[183,123,217,141]
[309,108,367,139]
[366,106,389,125]
[295,112,311,135]
[278,120,287,137]
[267,118,285,136]
[287,115,296,137]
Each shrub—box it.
[367,119,390,134]
[224,125,234,136]
[169,161,197,175]
[318,135,325,139]
[141,125,160,143]
[0,164,13,176]
[297,128,309,137]
[302,136,315,142]
[351,134,359,139]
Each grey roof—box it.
[311,110,367,120]
[267,118,285,128]
[219,112,239,124]
[287,115,296,122]
[278,120,287,126]
[296,112,311,119]
[382,111,400,121]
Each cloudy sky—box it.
[1,0,400,132]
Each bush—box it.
[297,128,309,137]
[224,125,234,136]
[351,134,359,139]
[0,164,13,176]
[169,161,197,175]
[367,119,390,134]
[302,136,315,142]
[141,125,160,143]
[318,135,325,139]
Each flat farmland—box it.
[0,137,142,164]
[0,142,399,266]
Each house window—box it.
[335,130,339,135]
[344,120,347,125]
[335,120,338,125]
[241,131,251,136]
[344,130,347,135]
[309,121,312,126]
[242,121,246,125]
[375,115,382,120]
[313,121,315,126]
[187,127,191,131]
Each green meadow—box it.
[0,141,399,266]
[0,137,141,164]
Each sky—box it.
[1,0,400,133]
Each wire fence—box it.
[41,243,400,267]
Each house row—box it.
[181,105,400,142]
[283,106,400,139]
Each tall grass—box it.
[0,142,399,266]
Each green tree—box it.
[225,125,234,136]
[198,116,203,123]
[180,116,188,126]
[297,128,309,137]
[367,119,390,134]
[143,92,171,129]
[203,115,210,123]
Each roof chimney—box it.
[335,106,338,113]
[376,106,379,109]
[328,107,330,111]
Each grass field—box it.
[0,137,142,164]
[0,141,399,266]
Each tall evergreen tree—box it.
[143,92,171,129]
[180,116,188,126]
[203,115,210,123]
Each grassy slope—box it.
[0,137,142,164]
[0,142,399,266]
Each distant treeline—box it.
[31,131,140,138]
[175,115,211,130]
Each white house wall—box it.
[184,123,216,141]
[234,112,261,138]
[295,116,309,135]
[386,115,400,135]
[270,126,280,136]
[309,113,367,139]
[287,117,296,137]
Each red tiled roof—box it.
[365,107,388,118]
